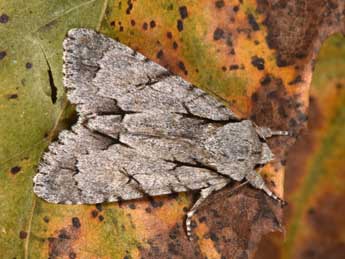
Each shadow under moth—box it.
[33,28,288,239]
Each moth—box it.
[34,28,288,239]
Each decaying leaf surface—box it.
[254,34,345,259]
[1,0,344,259]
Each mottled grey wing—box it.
[33,28,239,204]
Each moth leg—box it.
[255,127,290,140]
[186,180,229,240]
[245,170,286,205]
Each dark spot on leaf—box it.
[254,40,260,45]
[19,231,27,239]
[215,0,225,8]
[145,207,152,213]
[10,166,21,174]
[126,0,133,14]
[110,21,115,27]
[251,93,259,102]
[168,242,180,255]
[150,198,164,208]
[297,112,308,122]
[278,106,288,118]
[71,217,81,229]
[179,6,188,19]
[251,56,265,70]
[289,118,297,127]
[96,203,103,211]
[130,19,135,26]
[98,215,104,221]
[288,75,303,85]
[69,252,76,259]
[156,49,164,59]
[222,66,227,71]
[43,216,50,223]
[276,54,288,67]
[119,26,124,32]
[229,64,239,70]
[225,34,233,47]
[172,41,178,49]
[177,61,188,75]
[0,51,6,60]
[233,6,239,12]
[260,75,271,85]
[230,49,235,55]
[91,210,98,218]
[142,22,148,30]
[150,20,156,28]
[177,20,183,31]
[166,31,172,39]
[247,13,260,31]
[7,94,18,100]
[128,203,136,209]
[26,62,32,69]
[213,28,224,40]
[199,216,207,223]
[0,13,9,23]
[210,232,219,242]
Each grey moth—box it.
[33,28,288,239]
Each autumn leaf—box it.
[1,0,344,258]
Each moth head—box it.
[259,143,274,165]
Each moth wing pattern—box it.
[34,28,242,204]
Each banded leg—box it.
[256,127,290,140]
[245,170,286,205]
[186,180,229,240]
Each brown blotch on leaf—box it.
[48,227,81,259]
[98,215,104,221]
[172,41,178,49]
[233,6,239,12]
[179,6,188,19]
[43,216,50,223]
[0,13,9,23]
[215,0,225,8]
[130,19,135,26]
[247,13,260,31]
[19,231,27,239]
[166,31,173,39]
[156,49,164,59]
[177,19,183,31]
[0,51,6,60]
[10,166,21,174]
[69,252,77,259]
[251,56,265,70]
[142,22,148,30]
[110,21,115,27]
[222,66,227,71]
[119,26,124,32]
[213,28,224,40]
